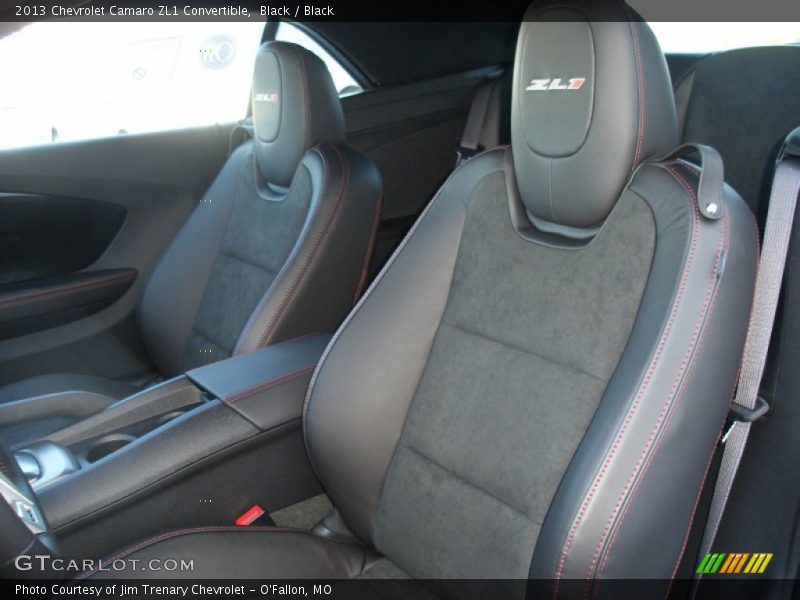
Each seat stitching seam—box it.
[592,184,727,591]
[300,147,507,494]
[0,272,134,308]
[232,160,326,355]
[441,320,605,382]
[223,364,316,406]
[582,166,707,589]
[255,143,350,349]
[74,525,305,580]
[218,248,279,276]
[664,216,758,591]
[353,188,383,304]
[401,443,540,525]
[552,165,699,597]
[630,20,645,169]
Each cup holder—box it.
[85,434,136,464]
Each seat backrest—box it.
[304,0,757,593]
[676,45,800,222]
[138,42,381,375]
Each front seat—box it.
[0,42,381,442]
[84,2,757,595]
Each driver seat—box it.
[82,2,757,595]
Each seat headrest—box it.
[511,0,677,229]
[252,41,346,187]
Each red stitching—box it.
[664,431,720,599]
[75,525,304,580]
[353,190,383,304]
[302,146,510,438]
[583,166,708,590]
[224,364,316,405]
[665,213,759,592]
[553,165,700,598]
[232,148,333,354]
[0,272,134,308]
[255,143,350,349]
[630,21,646,167]
[294,44,311,149]
[593,183,728,592]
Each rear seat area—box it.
[675,46,800,222]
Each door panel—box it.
[0,268,137,339]
[0,126,230,385]
[0,193,126,286]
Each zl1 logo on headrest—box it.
[526,78,586,91]
[254,93,279,103]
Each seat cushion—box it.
[81,527,371,580]
[0,373,140,446]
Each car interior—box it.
[0,0,799,597]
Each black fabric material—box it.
[373,166,655,580]
[181,154,312,370]
[511,0,676,228]
[252,42,346,187]
[679,45,800,222]
[232,142,382,355]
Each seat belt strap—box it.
[456,77,497,167]
[697,126,800,571]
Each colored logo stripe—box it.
[744,553,773,574]
[697,552,773,574]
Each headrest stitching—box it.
[548,157,556,221]
[629,20,645,169]
[293,44,312,150]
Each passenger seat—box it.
[0,42,382,444]
[88,2,758,590]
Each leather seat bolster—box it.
[304,149,507,546]
[234,143,382,355]
[530,163,758,592]
[81,527,370,580]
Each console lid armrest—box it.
[186,333,331,431]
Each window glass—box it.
[648,22,800,54]
[0,21,265,149]
[275,22,363,96]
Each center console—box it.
[5,333,331,560]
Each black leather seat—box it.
[84,2,757,593]
[0,42,381,442]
